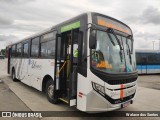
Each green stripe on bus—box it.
[60,21,80,33]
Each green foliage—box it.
[1,49,5,55]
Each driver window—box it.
[73,44,78,58]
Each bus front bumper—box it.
[85,90,135,112]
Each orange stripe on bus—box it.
[120,84,124,99]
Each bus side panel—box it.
[76,73,90,111]
[77,68,106,111]
[137,64,160,74]
[136,65,142,74]
[11,58,30,86]
[146,65,160,74]
[27,59,55,91]
[10,58,22,80]
[141,65,147,74]
[10,58,55,91]
[20,59,31,86]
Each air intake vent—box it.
[107,78,136,85]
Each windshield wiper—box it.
[107,28,123,50]
[106,32,115,46]
[107,28,123,62]
[126,35,133,64]
[127,35,134,54]
[126,41,132,64]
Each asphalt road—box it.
[137,74,160,90]
[0,59,160,120]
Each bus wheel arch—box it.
[42,75,53,93]
[12,67,17,82]
[42,75,59,104]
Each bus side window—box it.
[47,40,55,57]
[31,37,40,57]
[16,43,22,57]
[136,53,142,65]
[77,31,85,76]
[11,45,16,57]
[40,40,55,58]
[22,42,29,57]
[40,31,56,58]
[73,44,78,58]
[40,42,48,57]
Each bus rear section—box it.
[7,12,138,112]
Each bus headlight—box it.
[92,82,105,96]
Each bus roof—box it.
[9,12,131,46]
[10,12,88,46]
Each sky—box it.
[0,0,160,50]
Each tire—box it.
[12,69,18,82]
[46,79,59,104]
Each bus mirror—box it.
[89,30,97,49]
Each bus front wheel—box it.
[46,79,59,104]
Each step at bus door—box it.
[69,29,79,106]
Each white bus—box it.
[6,12,138,112]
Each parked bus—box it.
[6,12,138,112]
[136,50,160,74]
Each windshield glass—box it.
[121,36,136,72]
[91,30,136,73]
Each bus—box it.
[6,12,138,112]
[136,50,160,74]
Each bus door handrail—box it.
[56,61,67,77]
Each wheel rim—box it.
[48,84,54,99]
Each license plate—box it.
[122,101,130,108]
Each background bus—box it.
[6,12,137,112]
[136,50,160,74]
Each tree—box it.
[1,49,6,55]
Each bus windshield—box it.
[91,30,136,73]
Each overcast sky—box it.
[0,0,160,50]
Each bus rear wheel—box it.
[12,69,18,82]
[46,79,59,104]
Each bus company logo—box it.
[2,112,11,117]
[1,112,42,118]
[28,59,42,70]
[31,61,42,70]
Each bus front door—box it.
[55,28,82,106]
[55,29,80,106]
[68,29,79,106]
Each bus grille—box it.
[107,78,136,85]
